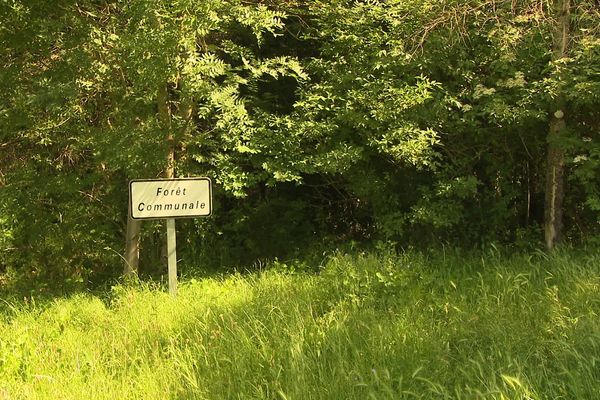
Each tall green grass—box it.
[1,249,600,399]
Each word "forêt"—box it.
[156,187,187,196]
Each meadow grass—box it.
[1,248,600,399]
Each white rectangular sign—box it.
[129,178,212,220]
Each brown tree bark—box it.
[544,0,570,250]
[123,83,174,276]
[158,81,195,268]
[545,116,566,250]
[159,83,174,268]
[123,201,141,276]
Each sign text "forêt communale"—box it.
[129,178,212,220]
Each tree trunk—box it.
[158,84,175,268]
[545,117,566,250]
[123,83,174,276]
[158,83,174,179]
[544,0,570,250]
[124,201,141,276]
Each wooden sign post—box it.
[129,177,212,296]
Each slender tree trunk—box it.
[178,90,194,165]
[124,201,141,276]
[124,84,174,276]
[544,0,570,250]
[545,117,566,249]
[158,84,174,268]
[158,83,174,178]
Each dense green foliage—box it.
[282,0,600,245]
[1,1,600,282]
[2,250,600,398]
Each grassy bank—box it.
[1,249,600,399]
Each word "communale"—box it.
[136,201,207,212]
